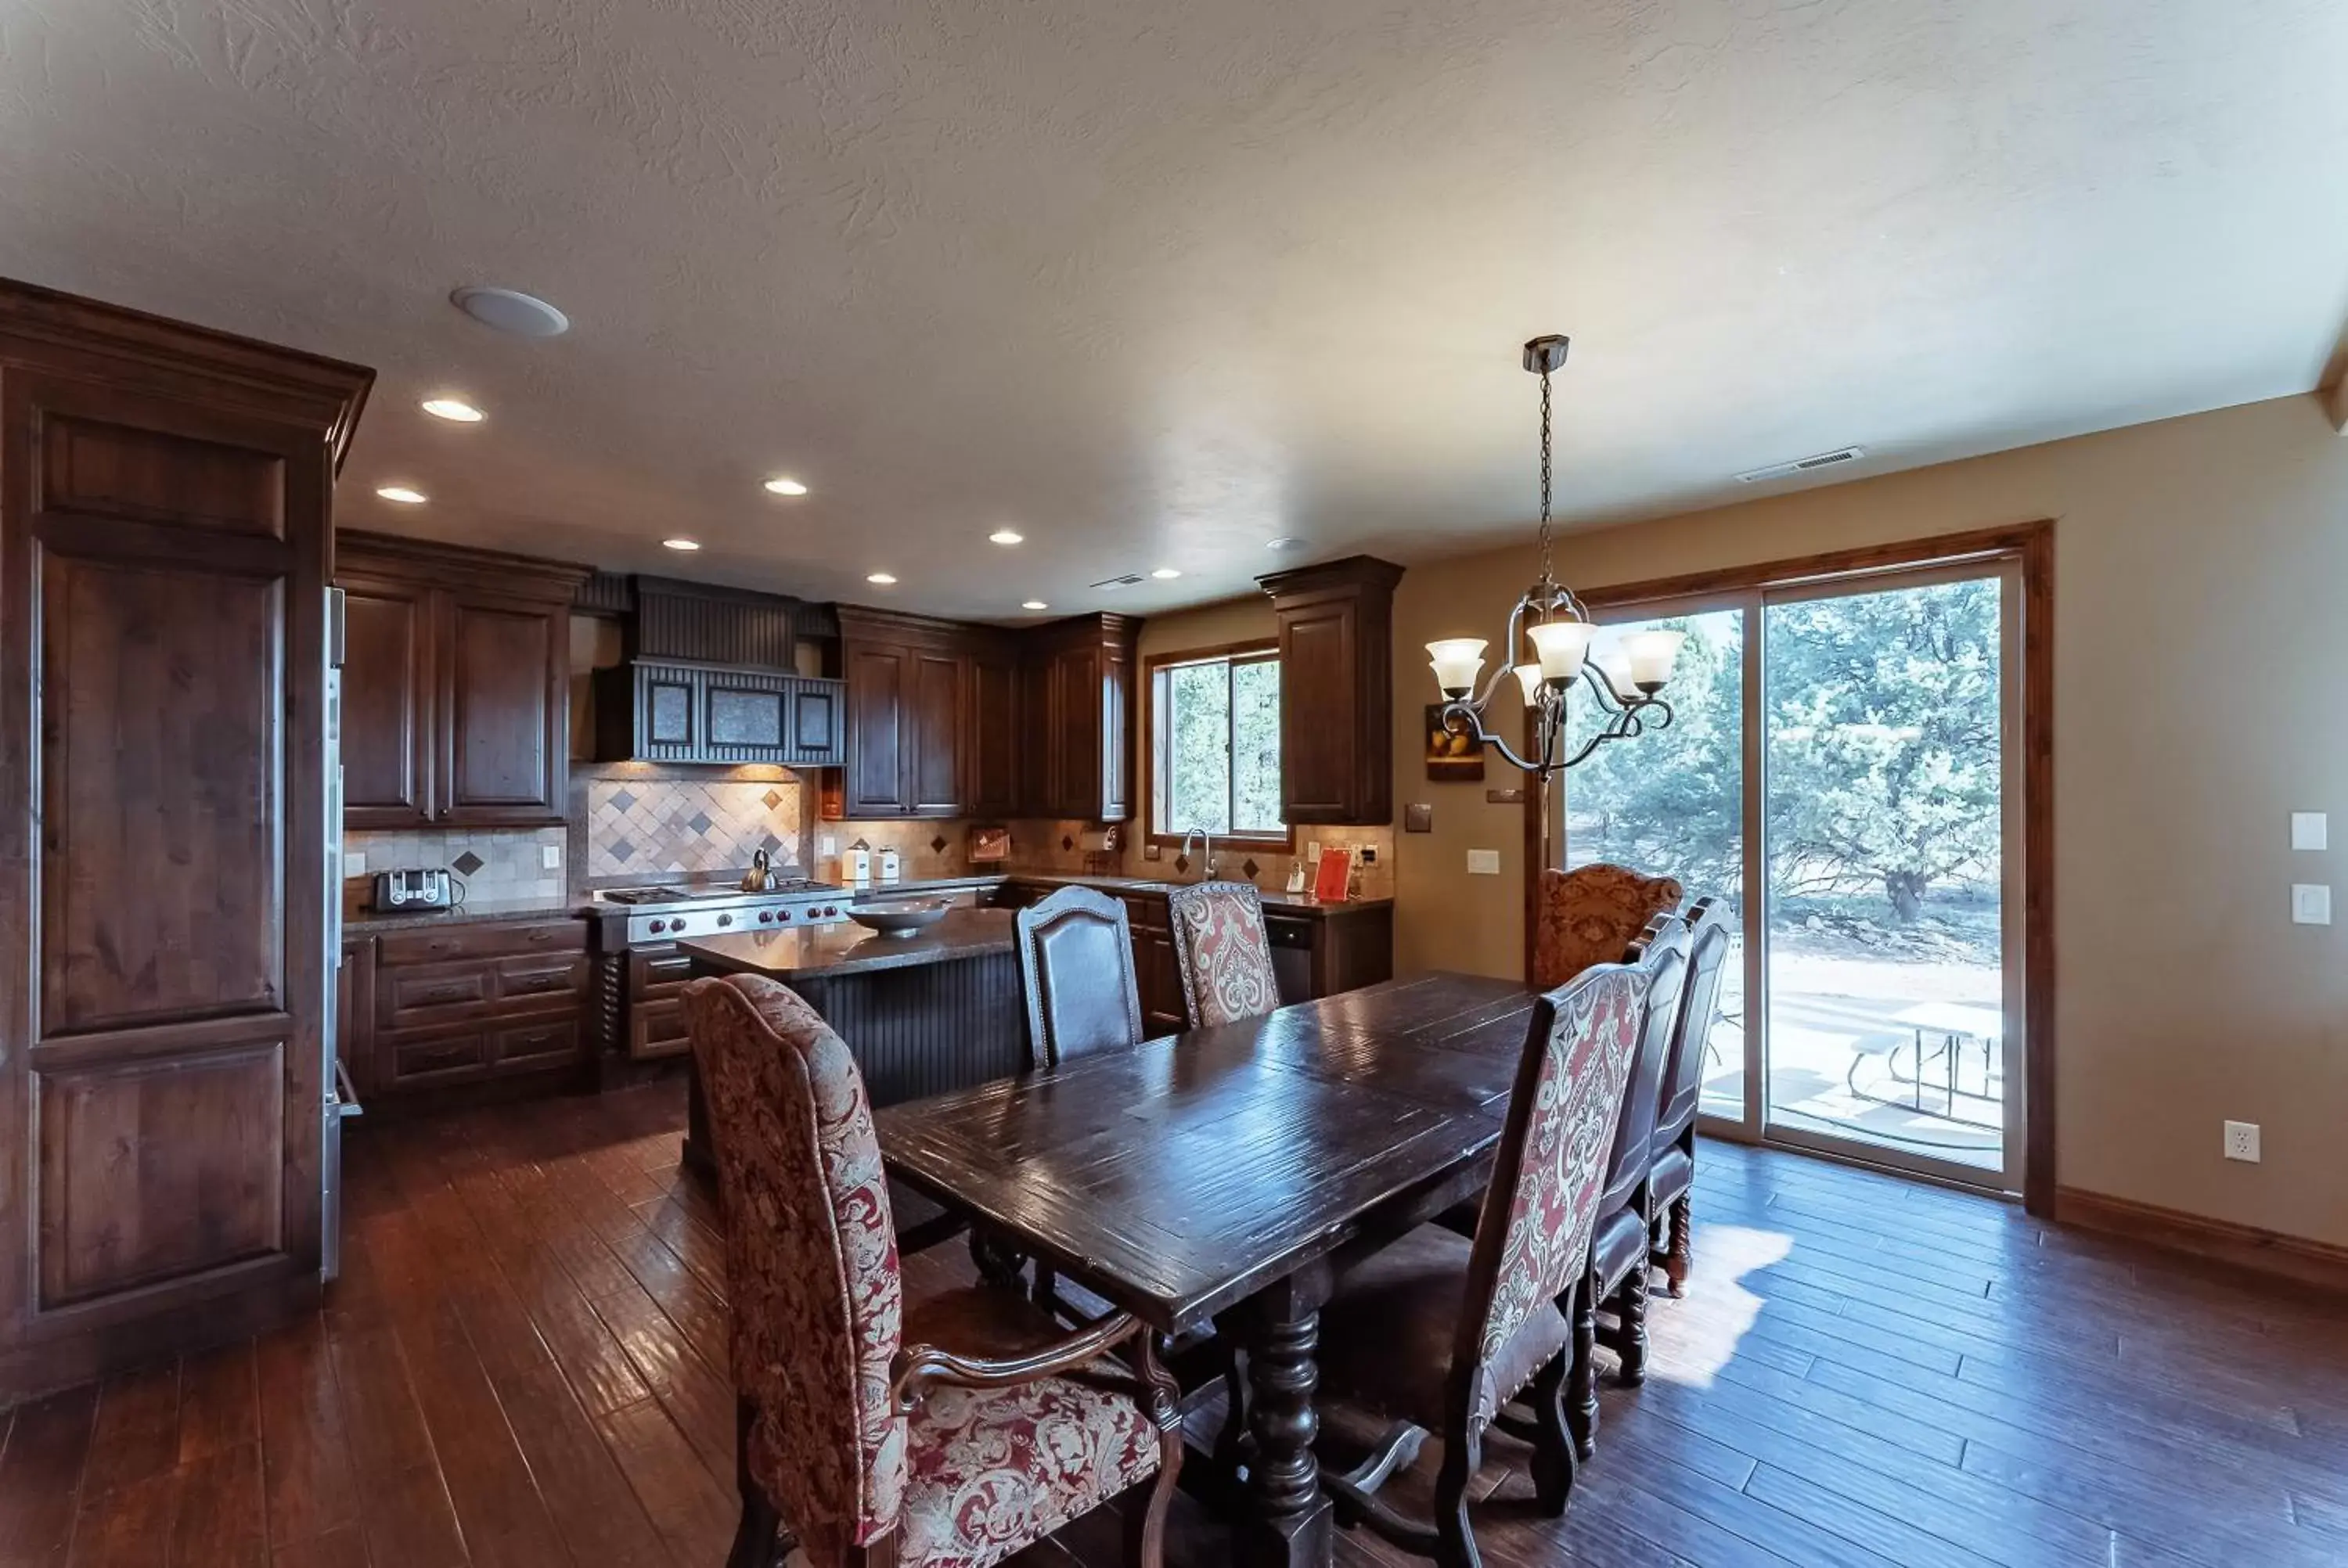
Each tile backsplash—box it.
[585,777,803,882]
[345,826,567,912]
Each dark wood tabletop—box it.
[675,905,1015,979]
[875,969,1536,1566]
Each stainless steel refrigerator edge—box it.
[322,585,361,1278]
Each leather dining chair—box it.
[1165,879,1280,1028]
[1570,910,1690,1460]
[1533,863,1684,987]
[683,973,1184,1568]
[1648,895,1734,1297]
[1014,884,1144,1068]
[1305,960,1651,1566]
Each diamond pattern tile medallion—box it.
[452,850,485,876]
[931,835,949,854]
[762,789,785,811]
[1061,836,1075,852]
[686,811,713,836]
[607,838,636,864]
[1241,858,1260,879]
[1174,854,1190,875]
[609,787,637,812]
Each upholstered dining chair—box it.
[1165,879,1280,1029]
[1305,960,1651,1567]
[1572,911,1690,1460]
[1014,884,1143,1068]
[1532,862,1685,988]
[1648,895,1734,1297]
[682,973,1183,1568]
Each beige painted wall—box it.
[1390,390,2348,1247]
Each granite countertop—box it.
[678,906,1015,979]
[345,896,591,933]
[859,870,1393,916]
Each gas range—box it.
[596,879,852,944]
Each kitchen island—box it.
[675,908,1026,1173]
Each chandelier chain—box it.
[1537,368,1554,586]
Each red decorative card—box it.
[1314,847,1352,903]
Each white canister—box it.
[843,840,873,883]
[877,847,902,884]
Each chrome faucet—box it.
[1179,825,1219,881]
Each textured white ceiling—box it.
[5,0,2346,617]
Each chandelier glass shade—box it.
[1425,335,1683,779]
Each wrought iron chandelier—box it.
[1425,335,1684,779]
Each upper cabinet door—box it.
[1262,556,1403,825]
[443,592,567,825]
[967,649,1021,818]
[844,641,911,815]
[339,575,435,828]
[909,649,965,817]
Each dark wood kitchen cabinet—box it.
[966,635,1025,818]
[836,607,968,818]
[1025,613,1139,822]
[350,918,590,1102]
[338,534,589,828]
[1259,555,1405,825]
[0,279,373,1401]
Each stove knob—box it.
[776,908,793,921]
[758,910,773,924]
[646,918,666,934]
[716,913,733,927]
[822,904,838,917]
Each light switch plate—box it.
[541,843,562,869]
[2292,812,2328,851]
[1467,849,1501,876]
[2292,883,2332,925]
[341,851,366,877]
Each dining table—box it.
[873,969,1541,1568]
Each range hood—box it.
[589,575,845,767]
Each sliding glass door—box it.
[1565,559,2026,1195]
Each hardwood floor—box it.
[3,1079,2345,1567]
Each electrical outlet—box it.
[1142,842,1162,861]
[1467,849,1501,876]
[341,851,366,877]
[1359,846,1377,865]
[2292,811,2328,851]
[541,843,562,870]
[2224,1120,2261,1163]
[2292,884,2332,926]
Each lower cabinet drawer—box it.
[389,1030,492,1084]
[496,954,589,1005]
[631,998,692,1060]
[496,1016,582,1066]
[379,962,495,1030]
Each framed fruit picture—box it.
[1425,703,1485,782]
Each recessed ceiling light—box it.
[375,485,427,505]
[989,529,1024,546]
[421,397,484,423]
[1021,599,1048,611]
[450,286,569,338]
[663,538,700,551]
[866,572,897,585]
[1266,536,1308,552]
[763,477,809,497]
[1151,566,1182,580]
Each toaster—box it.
[373,868,454,912]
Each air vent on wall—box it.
[1735,446,1866,484]
[1089,572,1147,590]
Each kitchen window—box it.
[1147,645,1285,843]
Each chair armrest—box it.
[891,1310,1162,1417]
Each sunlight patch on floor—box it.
[1649,1222,1795,1388]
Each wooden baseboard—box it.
[2054,1186,2348,1296]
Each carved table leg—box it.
[1665,1192,1694,1298]
[1237,1265,1334,1568]
[1566,1264,1598,1461]
[1618,1264,1652,1386]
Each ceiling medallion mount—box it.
[1424,333,1683,779]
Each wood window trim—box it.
[1140,639,1295,850]
[1518,520,2056,1217]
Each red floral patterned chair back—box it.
[683,974,906,1556]
[1532,863,1684,988]
[1453,961,1648,1422]
[1166,879,1281,1028]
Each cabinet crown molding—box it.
[337,530,591,602]
[1257,554,1406,602]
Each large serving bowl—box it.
[847,897,951,937]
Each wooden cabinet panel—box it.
[40,557,286,1034]
[364,919,588,1095]
[844,642,911,815]
[495,1017,580,1066]
[967,649,1022,817]
[445,595,564,824]
[337,537,585,830]
[0,284,369,1403]
[1262,556,1403,825]
[338,578,434,828]
[910,649,964,815]
[35,1043,287,1308]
